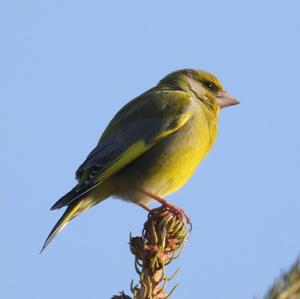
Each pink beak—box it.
[217,90,240,109]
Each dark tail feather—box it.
[51,182,102,210]
[51,186,81,210]
[41,201,83,253]
[44,183,111,252]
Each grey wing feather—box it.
[51,89,190,210]
[51,118,165,210]
[76,118,164,177]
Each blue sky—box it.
[1,1,300,298]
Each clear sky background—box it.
[1,1,300,298]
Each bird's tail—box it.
[41,181,113,252]
[41,200,83,253]
[41,192,109,253]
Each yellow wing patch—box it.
[78,111,191,198]
[94,140,147,185]
[157,111,191,139]
[93,112,191,185]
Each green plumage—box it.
[42,69,239,251]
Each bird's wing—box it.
[51,89,192,210]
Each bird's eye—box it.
[203,80,217,92]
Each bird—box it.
[42,69,239,251]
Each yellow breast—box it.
[147,104,218,196]
[109,95,220,206]
[113,100,219,203]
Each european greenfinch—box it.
[42,69,239,251]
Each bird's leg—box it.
[137,202,151,212]
[138,188,192,227]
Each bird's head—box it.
[159,69,240,110]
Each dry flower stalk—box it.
[112,206,189,299]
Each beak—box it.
[217,90,240,109]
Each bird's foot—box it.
[138,188,192,230]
